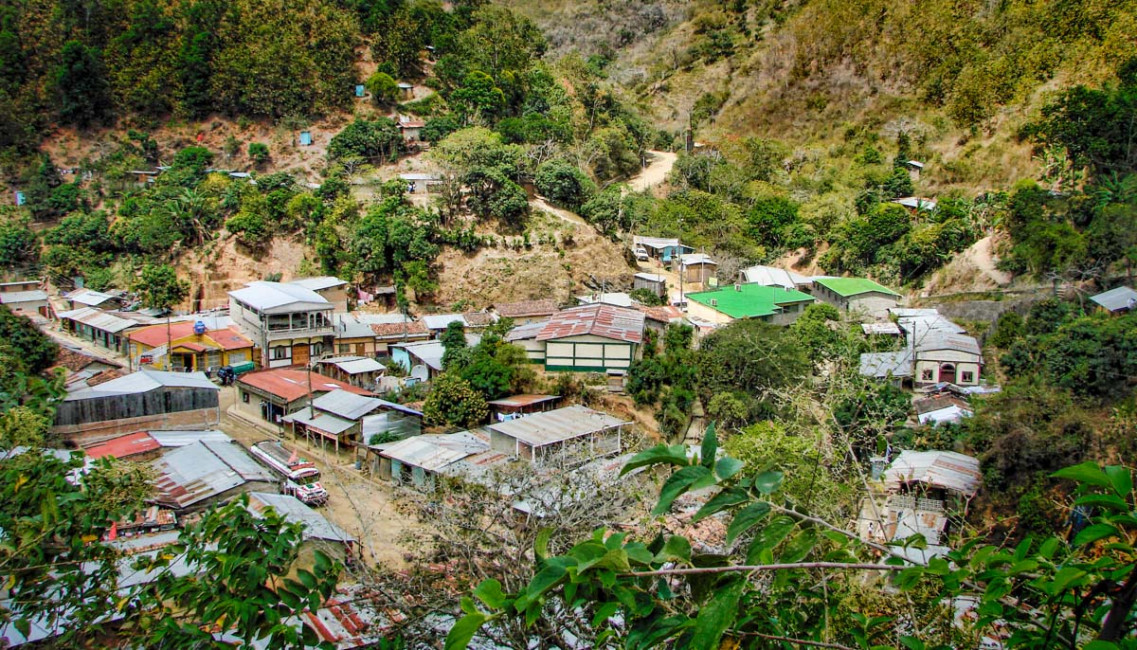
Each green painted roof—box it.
[814,277,901,298]
[687,283,815,319]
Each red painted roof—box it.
[128,322,253,351]
[238,369,374,402]
[536,304,645,344]
[84,431,161,459]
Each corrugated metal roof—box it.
[892,196,938,211]
[859,351,914,378]
[637,305,685,325]
[65,369,218,401]
[486,394,561,408]
[634,272,667,283]
[151,441,273,508]
[504,320,547,341]
[577,292,634,308]
[57,306,137,333]
[311,389,383,420]
[333,313,381,339]
[421,313,466,330]
[862,322,902,335]
[883,450,981,497]
[391,335,480,370]
[247,493,355,543]
[679,253,717,266]
[282,409,356,435]
[228,281,331,313]
[318,356,385,375]
[238,369,373,402]
[632,235,680,250]
[149,430,232,446]
[288,276,347,292]
[379,435,483,472]
[0,290,47,304]
[83,431,161,459]
[536,304,645,344]
[739,265,809,289]
[350,312,412,325]
[814,277,902,298]
[463,311,496,327]
[487,405,627,447]
[494,299,559,319]
[65,288,115,306]
[370,320,429,339]
[914,332,981,357]
[1090,286,1137,312]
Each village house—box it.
[858,350,914,386]
[235,368,373,425]
[331,313,380,357]
[150,440,276,511]
[0,288,50,319]
[675,253,718,287]
[369,318,431,356]
[421,313,468,336]
[282,388,404,451]
[493,298,559,325]
[859,450,981,561]
[632,273,667,298]
[228,281,335,368]
[486,394,563,421]
[0,279,40,293]
[57,307,147,354]
[536,304,644,372]
[486,405,628,465]
[371,430,491,490]
[288,276,349,311]
[396,116,425,144]
[913,332,983,387]
[632,236,693,263]
[636,304,687,334]
[246,492,355,563]
[64,288,123,311]
[126,321,254,372]
[504,320,548,364]
[685,283,816,326]
[53,369,220,443]
[1089,286,1137,315]
[812,277,902,319]
[891,196,938,214]
[737,265,813,291]
[399,173,442,194]
[314,355,385,389]
[914,395,974,427]
[49,347,124,388]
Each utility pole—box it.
[678,219,685,311]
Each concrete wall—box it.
[544,334,636,372]
[686,300,733,325]
[54,406,220,444]
[848,294,901,320]
[915,349,983,386]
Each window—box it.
[241,391,250,403]
[312,342,325,357]
[271,346,290,360]
[961,371,975,383]
[921,368,934,381]
[338,344,351,354]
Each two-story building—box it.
[229,282,334,368]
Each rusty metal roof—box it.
[83,431,160,460]
[238,369,373,403]
[883,450,981,497]
[150,441,274,509]
[536,304,644,344]
[486,394,561,408]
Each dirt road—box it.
[626,150,677,194]
[217,388,425,570]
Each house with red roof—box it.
[536,304,645,372]
[127,321,254,372]
[235,368,374,426]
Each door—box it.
[292,343,310,367]
[939,363,957,383]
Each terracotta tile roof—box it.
[637,305,685,324]
[462,311,495,327]
[52,348,123,373]
[238,369,374,403]
[495,299,559,319]
[86,369,126,387]
[370,320,429,339]
[536,304,645,344]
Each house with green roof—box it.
[686,283,816,326]
[812,277,902,319]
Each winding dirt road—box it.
[627,150,677,193]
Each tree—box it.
[440,320,468,369]
[0,306,58,374]
[365,71,399,105]
[328,118,403,163]
[447,426,1137,649]
[422,374,488,428]
[248,142,269,166]
[535,160,595,210]
[52,40,109,126]
[135,264,189,365]
[0,217,38,268]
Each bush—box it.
[422,374,488,428]
[247,142,269,165]
[535,160,595,210]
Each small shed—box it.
[1089,286,1137,314]
[914,395,974,427]
[316,355,386,389]
[373,430,488,489]
[299,131,312,146]
[0,289,50,318]
[397,82,414,99]
[859,351,914,385]
[486,405,628,464]
[486,394,562,421]
[633,273,667,298]
[677,253,718,285]
[883,450,981,499]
